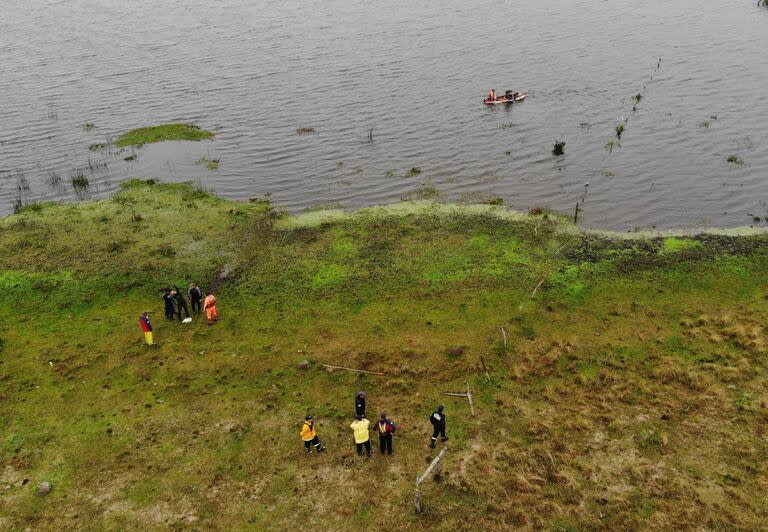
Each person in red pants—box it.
[139,311,153,345]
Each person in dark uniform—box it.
[355,391,366,417]
[188,283,203,314]
[375,413,396,455]
[172,286,190,320]
[429,405,448,448]
[162,289,176,320]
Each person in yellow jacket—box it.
[350,414,372,457]
[300,415,325,453]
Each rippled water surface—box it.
[2,0,767,229]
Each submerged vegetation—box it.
[2,182,768,529]
[70,174,89,190]
[296,127,316,134]
[404,166,423,177]
[115,123,214,147]
[605,140,622,153]
[727,154,744,165]
[196,156,220,170]
[401,182,440,200]
[552,140,566,155]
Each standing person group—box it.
[159,282,216,323]
[141,283,219,345]
[304,390,434,458]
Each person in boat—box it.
[487,89,497,101]
[505,89,515,100]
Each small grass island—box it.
[115,123,214,147]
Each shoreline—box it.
[7,178,768,239]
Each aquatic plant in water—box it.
[405,167,423,177]
[71,174,89,190]
[401,183,439,201]
[196,157,220,170]
[552,141,566,156]
[605,140,621,153]
[616,122,625,139]
[726,154,744,165]
[296,127,316,134]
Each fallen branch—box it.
[415,447,447,513]
[531,278,545,298]
[441,392,469,397]
[467,383,475,417]
[321,364,384,376]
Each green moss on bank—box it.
[1,181,768,530]
[115,123,214,147]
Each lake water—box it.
[2,0,767,229]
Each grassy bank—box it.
[1,181,767,529]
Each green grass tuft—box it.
[115,123,214,147]
[660,237,701,254]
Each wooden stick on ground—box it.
[440,392,469,397]
[320,364,384,376]
[531,278,545,298]
[499,326,508,349]
[466,383,475,417]
[415,447,447,513]
[480,356,491,383]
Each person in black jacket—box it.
[172,286,190,320]
[355,391,366,417]
[375,413,396,455]
[162,289,176,320]
[429,405,448,448]
[188,283,203,314]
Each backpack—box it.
[387,420,396,433]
